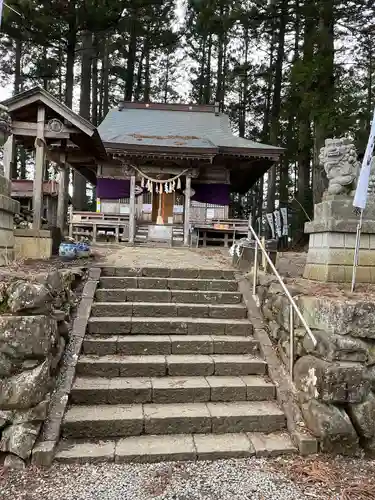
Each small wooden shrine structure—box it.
[1,88,283,248]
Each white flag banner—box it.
[266,213,275,239]
[353,107,375,210]
[0,0,3,27]
[274,210,282,238]
[280,207,288,236]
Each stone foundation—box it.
[0,268,85,468]
[14,229,53,260]
[252,271,375,455]
[0,175,20,266]
[304,196,375,282]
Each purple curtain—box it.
[191,183,230,206]
[97,178,130,199]
[97,178,148,199]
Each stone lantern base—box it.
[0,175,20,266]
[303,195,375,283]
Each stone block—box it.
[170,335,213,355]
[132,303,176,317]
[212,336,258,355]
[88,317,131,335]
[206,376,247,401]
[138,277,168,289]
[107,378,152,404]
[117,335,171,355]
[127,289,171,302]
[194,433,254,460]
[212,355,266,376]
[131,318,188,335]
[90,303,133,317]
[207,401,285,433]
[83,336,118,356]
[177,304,209,318]
[143,403,211,434]
[118,355,166,377]
[294,355,369,404]
[77,356,121,377]
[31,441,56,467]
[63,405,143,438]
[115,434,196,463]
[56,440,116,463]
[71,378,109,404]
[151,377,210,403]
[303,330,368,362]
[166,355,214,376]
[301,399,359,455]
[248,432,297,457]
[347,391,375,439]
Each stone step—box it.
[99,277,238,292]
[87,317,253,336]
[76,354,267,378]
[83,335,259,356]
[100,267,235,280]
[62,401,286,438]
[95,289,243,304]
[71,376,276,405]
[55,432,297,463]
[91,302,247,319]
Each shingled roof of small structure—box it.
[98,102,283,160]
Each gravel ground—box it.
[2,455,375,500]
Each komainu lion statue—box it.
[320,138,360,195]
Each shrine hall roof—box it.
[98,102,283,160]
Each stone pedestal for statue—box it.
[303,195,375,282]
[0,174,20,266]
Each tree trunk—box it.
[312,0,334,204]
[65,0,76,108]
[267,0,288,215]
[125,14,137,101]
[144,39,151,102]
[91,35,99,126]
[73,30,92,210]
[203,33,212,105]
[101,36,109,117]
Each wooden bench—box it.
[69,211,130,243]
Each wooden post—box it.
[33,106,46,230]
[57,153,68,233]
[184,175,191,246]
[129,174,136,244]
[3,134,15,179]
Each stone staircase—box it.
[135,225,184,246]
[55,267,296,463]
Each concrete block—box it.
[83,336,118,355]
[211,355,267,376]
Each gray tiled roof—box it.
[98,107,282,154]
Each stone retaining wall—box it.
[252,272,375,456]
[0,175,19,266]
[0,268,85,468]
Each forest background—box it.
[0,0,374,242]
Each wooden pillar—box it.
[57,157,68,233]
[33,106,46,230]
[184,174,191,246]
[3,134,15,180]
[129,174,136,244]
